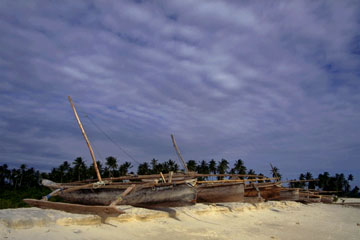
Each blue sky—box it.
[1,0,360,185]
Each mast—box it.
[170,134,189,173]
[68,96,102,182]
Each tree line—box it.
[0,157,359,209]
[289,172,358,197]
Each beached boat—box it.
[170,134,248,203]
[196,181,244,203]
[24,97,197,214]
[244,182,282,202]
[41,178,197,207]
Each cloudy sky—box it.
[1,0,359,184]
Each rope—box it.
[92,181,106,189]
[84,114,142,165]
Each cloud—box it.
[0,0,360,184]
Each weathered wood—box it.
[120,183,197,207]
[198,177,278,184]
[41,181,197,207]
[245,183,282,200]
[196,182,244,203]
[320,195,333,204]
[168,171,173,183]
[160,172,166,183]
[278,188,299,201]
[171,134,189,173]
[68,96,102,182]
[110,184,136,206]
[44,182,106,199]
[23,199,124,217]
[66,173,263,184]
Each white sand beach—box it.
[1,200,359,240]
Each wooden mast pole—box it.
[68,96,102,182]
[170,134,189,173]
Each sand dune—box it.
[1,201,359,240]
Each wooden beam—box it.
[171,134,189,173]
[66,173,266,184]
[24,199,124,217]
[160,172,166,183]
[110,184,136,207]
[168,171,173,183]
[68,96,102,182]
[198,177,278,184]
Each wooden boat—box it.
[196,181,244,203]
[244,182,282,202]
[24,97,197,214]
[41,179,197,207]
[170,134,253,204]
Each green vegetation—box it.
[289,172,359,197]
[1,157,358,209]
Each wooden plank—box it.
[168,171,173,183]
[66,173,264,184]
[110,184,136,206]
[23,199,124,217]
[160,172,166,183]
[196,182,244,203]
[198,177,278,184]
[45,182,104,199]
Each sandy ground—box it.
[1,201,360,240]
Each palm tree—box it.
[137,162,150,175]
[230,159,247,179]
[150,158,159,174]
[257,173,265,183]
[19,164,27,188]
[217,159,229,180]
[196,160,210,180]
[348,174,354,181]
[11,168,20,189]
[106,156,118,177]
[233,159,246,174]
[247,169,256,179]
[119,162,132,176]
[0,164,10,187]
[89,161,103,179]
[186,160,197,172]
[73,157,87,181]
[209,159,217,174]
[58,161,71,183]
[167,159,179,172]
[305,172,315,189]
[270,166,282,180]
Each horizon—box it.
[1,1,360,187]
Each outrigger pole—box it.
[68,96,102,182]
[171,134,189,173]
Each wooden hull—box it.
[23,199,124,217]
[320,195,333,204]
[196,182,244,203]
[277,188,300,201]
[46,183,197,207]
[245,183,281,200]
